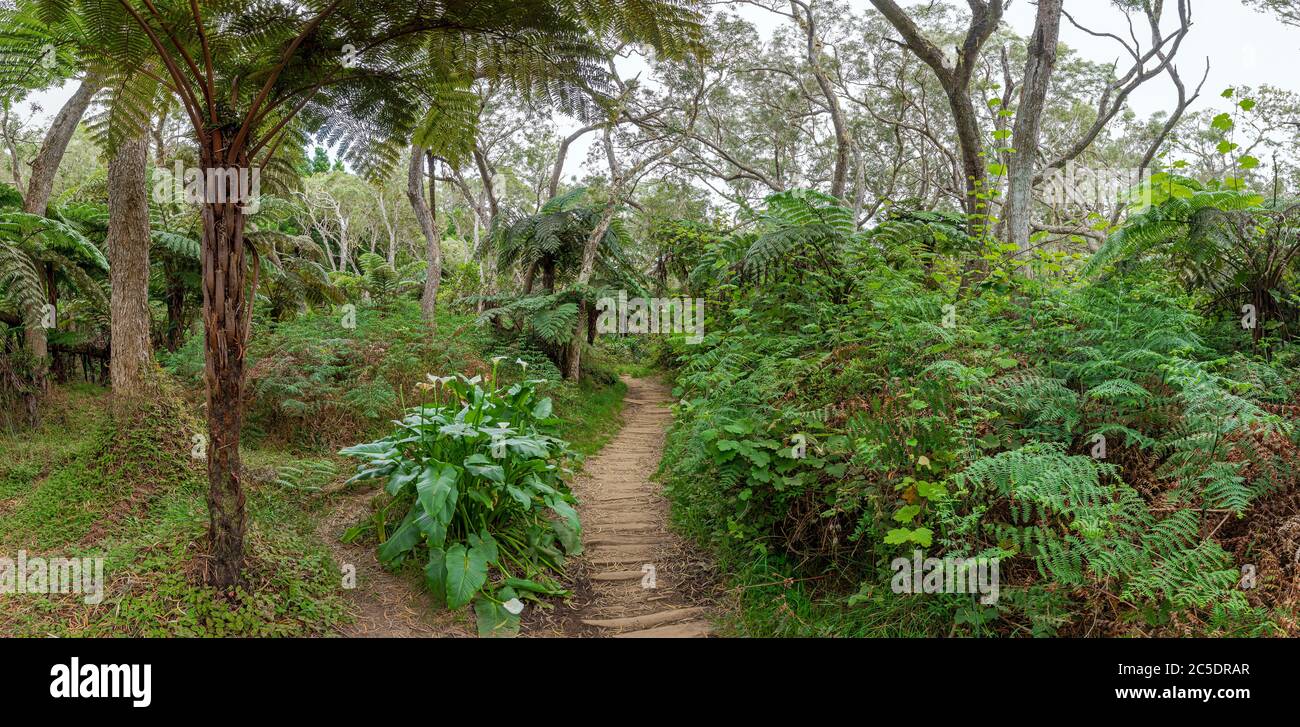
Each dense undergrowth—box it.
[2,302,628,636]
[659,187,1300,637]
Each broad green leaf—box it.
[893,505,921,523]
[551,519,583,555]
[377,508,422,564]
[384,463,419,496]
[546,496,580,531]
[532,398,553,419]
[884,528,912,545]
[884,527,933,547]
[416,463,459,521]
[469,531,500,565]
[424,547,448,606]
[916,481,948,499]
[465,457,505,483]
[474,596,520,637]
[506,485,532,509]
[415,509,449,549]
[445,543,489,609]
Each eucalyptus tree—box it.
[0,1,101,218]
[661,12,809,207]
[1000,0,1062,256]
[868,0,1004,234]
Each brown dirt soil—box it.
[320,485,471,637]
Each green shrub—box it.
[340,362,582,636]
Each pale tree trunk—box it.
[793,0,852,201]
[25,75,100,215]
[151,114,167,166]
[21,319,47,424]
[473,218,498,312]
[19,74,100,416]
[548,124,600,200]
[377,190,399,266]
[471,142,502,312]
[1003,0,1063,256]
[423,153,443,324]
[407,146,441,329]
[2,102,23,190]
[108,134,154,402]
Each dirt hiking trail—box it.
[533,375,718,637]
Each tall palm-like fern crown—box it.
[28,0,703,175]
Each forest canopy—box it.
[3,0,1300,646]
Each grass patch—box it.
[0,384,104,504]
[712,554,968,637]
[606,361,656,378]
[0,379,349,637]
[545,377,628,456]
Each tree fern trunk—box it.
[200,134,252,589]
[564,204,618,381]
[542,259,556,293]
[165,267,186,353]
[523,261,537,294]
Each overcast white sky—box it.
[999,0,1298,116]
[15,0,1300,177]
